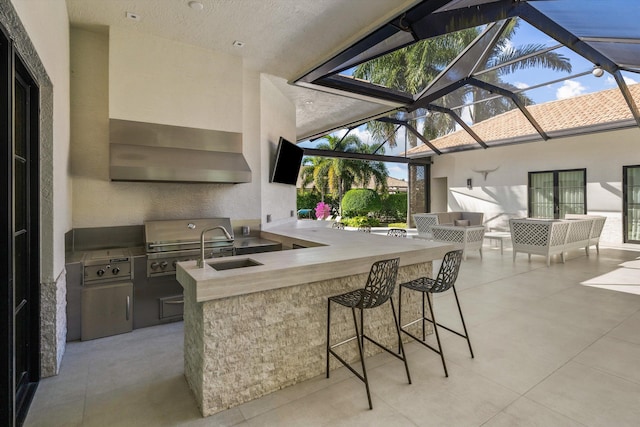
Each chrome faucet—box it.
[197,226,233,268]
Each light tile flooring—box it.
[26,244,640,426]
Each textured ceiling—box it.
[66,0,419,139]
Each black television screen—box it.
[271,137,304,185]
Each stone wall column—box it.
[40,268,67,377]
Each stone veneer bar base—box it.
[183,262,432,417]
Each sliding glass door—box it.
[624,165,640,243]
[529,169,586,219]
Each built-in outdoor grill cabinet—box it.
[81,248,134,340]
[135,218,236,328]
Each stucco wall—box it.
[108,27,242,132]
[260,75,297,227]
[430,127,640,244]
[70,27,293,228]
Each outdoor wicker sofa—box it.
[414,212,484,239]
[431,224,485,260]
[413,212,485,259]
[510,215,606,266]
[564,214,607,254]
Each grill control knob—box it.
[160,261,168,269]
[150,262,160,270]
[97,269,105,277]
[172,261,177,268]
[112,267,120,275]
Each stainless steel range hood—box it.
[109,119,251,183]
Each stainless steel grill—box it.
[81,248,134,340]
[144,218,235,277]
[83,248,133,284]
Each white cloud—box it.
[556,80,586,100]
[514,81,529,89]
[387,164,408,179]
[351,127,373,144]
[605,75,638,86]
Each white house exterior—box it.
[427,126,640,243]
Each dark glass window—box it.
[529,169,586,219]
[624,165,640,243]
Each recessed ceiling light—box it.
[188,1,204,11]
[232,40,245,48]
[125,11,141,22]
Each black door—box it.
[1,27,40,427]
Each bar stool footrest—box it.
[400,327,443,356]
[363,334,410,362]
[328,348,366,383]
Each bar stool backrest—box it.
[387,228,407,237]
[359,258,400,309]
[431,250,464,293]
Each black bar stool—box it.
[387,228,407,237]
[326,258,411,409]
[398,249,473,377]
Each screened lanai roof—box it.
[405,82,640,156]
[295,0,640,160]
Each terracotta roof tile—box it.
[406,83,640,156]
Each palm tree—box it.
[300,156,330,201]
[300,134,388,214]
[354,20,572,146]
[353,143,388,194]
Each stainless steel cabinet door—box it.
[81,282,133,340]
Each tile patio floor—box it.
[25,243,640,426]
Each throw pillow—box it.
[455,219,470,226]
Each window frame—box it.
[528,168,587,219]
[623,165,640,244]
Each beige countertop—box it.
[177,221,452,302]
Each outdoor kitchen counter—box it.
[177,221,453,417]
[177,221,451,302]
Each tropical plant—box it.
[299,156,331,202]
[380,193,407,222]
[341,189,382,218]
[299,134,388,214]
[353,142,389,194]
[354,21,572,146]
[342,216,380,228]
[387,222,408,228]
[296,191,321,211]
[314,202,332,220]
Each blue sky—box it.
[300,18,640,182]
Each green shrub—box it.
[296,191,321,211]
[341,189,382,217]
[387,222,407,228]
[342,216,380,227]
[296,192,338,217]
[380,193,407,222]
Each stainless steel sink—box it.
[208,258,263,271]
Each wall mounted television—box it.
[270,137,304,185]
